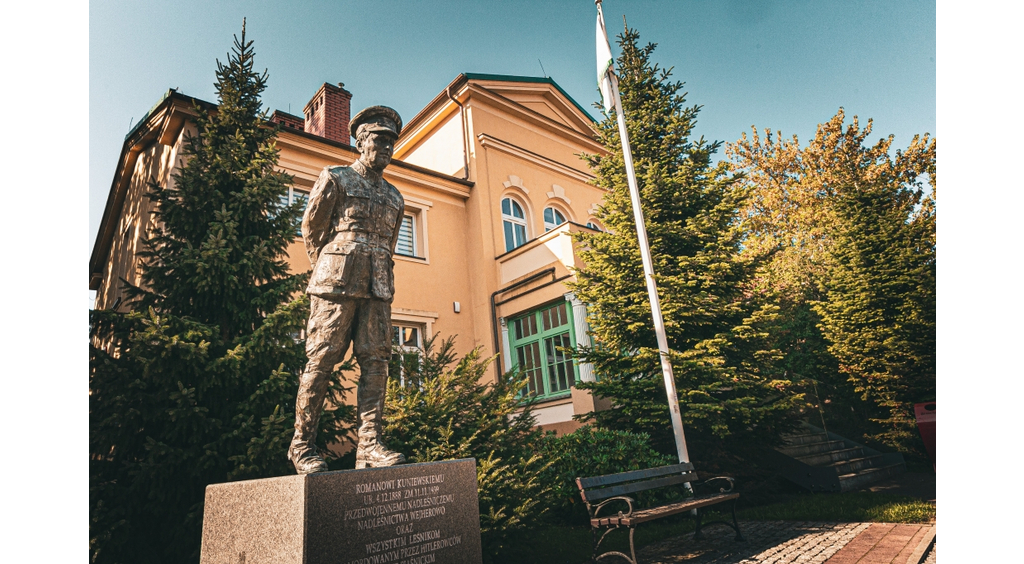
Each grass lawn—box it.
[492,491,935,564]
[738,492,934,524]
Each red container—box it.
[914,402,936,470]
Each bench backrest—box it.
[575,462,699,503]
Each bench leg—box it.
[629,526,637,564]
[731,498,745,542]
[693,502,744,542]
[693,508,705,540]
[592,526,637,564]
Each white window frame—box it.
[543,206,568,232]
[502,196,529,252]
[395,213,417,258]
[390,307,438,386]
[277,186,310,236]
[391,323,424,387]
[394,195,432,265]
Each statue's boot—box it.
[355,367,405,469]
[289,369,331,474]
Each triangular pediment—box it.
[466,75,596,136]
[396,73,603,165]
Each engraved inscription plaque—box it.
[200,458,482,564]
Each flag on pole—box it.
[593,1,693,469]
[596,1,615,113]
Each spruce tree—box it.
[571,25,801,456]
[730,110,936,453]
[89,23,351,564]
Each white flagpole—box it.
[596,0,691,466]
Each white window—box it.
[502,197,528,252]
[586,220,603,232]
[395,214,416,257]
[395,195,432,264]
[391,323,424,386]
[276,187,309,235]
[543,207,567,232]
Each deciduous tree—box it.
[729,110,936,452]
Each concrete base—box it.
[200,458,482,564]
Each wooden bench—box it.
[575,462,743,564]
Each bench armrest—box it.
[592,496,635,519]
[695,476,735,494]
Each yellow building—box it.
[90,73,610,434]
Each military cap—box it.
[350,105,403,140]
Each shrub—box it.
[382,334,550,561]
[540,426,675,519]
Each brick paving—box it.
[636,521,935,564]
[824,523,933,563]
[638,521,869,563]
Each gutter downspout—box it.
[446,84,471,181]
[490,267,573,378]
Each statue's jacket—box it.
[302,163,405,301]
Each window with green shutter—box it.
[508,300,579,400]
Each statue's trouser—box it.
[290,295,404,473]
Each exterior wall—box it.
[393,77,608,430]
[94,124,191,311]
[272,130,479,361]
[399,110,466,178]
[92,76,611,432]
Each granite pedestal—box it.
[200,458,482,564]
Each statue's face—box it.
[359,132,395,171]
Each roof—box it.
[90,89,473,288]
[461,73,596,123]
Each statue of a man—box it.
[289,106,407,474]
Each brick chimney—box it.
[303,82,353,144]
[270,110,305,131]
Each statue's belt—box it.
[321,231,392,254]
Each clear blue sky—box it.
[90,0,935,248]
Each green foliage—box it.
[739,492,935,524]
[539,426,674,517]
[126,25,304,342]
[571,24,803,454]
[89,24,352,564]
[817,138,935,452]
[382,334,549,561]
[730,110,935,453]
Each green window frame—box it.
[508,300,579,400]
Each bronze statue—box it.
[289,106,407,473]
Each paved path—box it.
[637,521,935,564]
[825,523,934,564]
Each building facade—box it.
[90,73,611,434]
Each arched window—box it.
[586,219,604,232]
[502,197,528,252]
[543,207,567,232]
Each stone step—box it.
[826,454,890,475]
[796,446,867,466]
[837,462,906,492]
[777,439,847,457]
[780,432,830,446]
